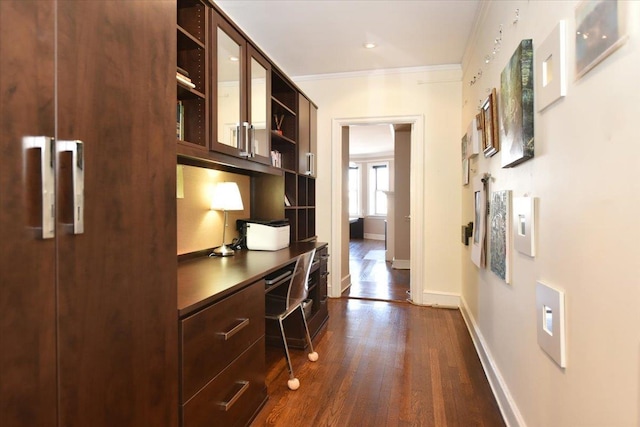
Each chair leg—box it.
[300,306,318,362]
[278,317,300,390]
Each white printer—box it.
[236,219,290,251]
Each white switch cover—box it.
[536,281,566,368]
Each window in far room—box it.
[369,163,388,216]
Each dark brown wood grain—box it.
[181,280,265,402]
[0,2,57,426]
[344,238,411,302]
[177,241,324,316]
[55,2,178,426]
[252,299,506,427]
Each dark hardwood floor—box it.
[343,238,410,302]
[252,298,505,426]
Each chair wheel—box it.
[287,378,300,390]
[308,351,319,362]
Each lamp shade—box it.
[211,182,244,211]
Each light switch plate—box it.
[536,281,566,368]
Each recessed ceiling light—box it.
[363,43,376,49]
[229,56,239,61]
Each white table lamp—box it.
[210,181,244,256]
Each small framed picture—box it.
[575,0,628,80]
[481,88,499,158]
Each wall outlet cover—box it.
[536,281,566,368]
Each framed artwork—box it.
[481,88,499,158]
[536,21,567,112]
[500,39,534,168]
[575,0,627,80]
[536,282,567,368]
[461,134,469,186]
[462,158,469,186]
[513,196,536,257]
[489,190,511,283]
[470,177,487,268]
[466,115,482,158]
[461,133,468,160]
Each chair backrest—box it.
[285,248,316,311]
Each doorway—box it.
[342,123,411,302]
[328,115,425,305]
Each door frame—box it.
[329,115,424,305]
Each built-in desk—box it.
[177,241,328,427]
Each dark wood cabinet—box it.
[1,2,178,426]
[210,10,272,166]
[180,280,267,427]
[297,94,317,177]
[0,2,57,426]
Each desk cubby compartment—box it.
[297,209,308,242]
[297,175,307,206]
[285,209,297,244]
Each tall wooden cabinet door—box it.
[0,2,58,427]
[55,2,178,427]
[310,102,317,177]
[298,94,310,175]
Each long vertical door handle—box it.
[23,136,55,239]
[58,140,84,234]
[240,122,252,157]
[306,152,315,176]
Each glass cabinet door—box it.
[248,46,271,164]
[215,22,243,151]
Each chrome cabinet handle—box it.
[217,318,249,341]
[240,122,252,157]
[58,140,84,234]
[306,152,315,176]
[23,136,55,239]
[216,381,249,412]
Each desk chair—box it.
[265,248,318,390]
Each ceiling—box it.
[214,0,480,77]
[213,0,481,155]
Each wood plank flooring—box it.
[251,298,505,426]
[343,239,410,302]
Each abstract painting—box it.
[499,40,534,168]
[490,190,511,283]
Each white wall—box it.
[461,1,640,426]
[295,67,462,301]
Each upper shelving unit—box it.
[177,0,208,148]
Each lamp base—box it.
[212,244,235,257]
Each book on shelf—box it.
[270,150,282,168]
[177,66,190,78]
[176,73,195,89]
[176,101,184,140]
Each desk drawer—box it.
[181,280,265,402]
[182,339,267,427]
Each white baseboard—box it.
[341,274,351,293]
[459,298,526,427]
[363,233,385,241]
[422,290,460,308]
[392,259,410,269]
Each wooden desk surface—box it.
[177,241,326,318]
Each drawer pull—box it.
[217,380,249,412]
[218,318,249,341]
